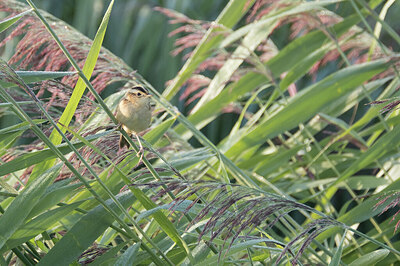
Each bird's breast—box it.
[116,100,151,133]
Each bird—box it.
[116,85,152,152]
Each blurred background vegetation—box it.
[12,0,228,95]
[9,0,239,144]
[1,0,400,264]
[6,0,398,145]
[2,0,399,146]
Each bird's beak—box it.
[146,94,152,98]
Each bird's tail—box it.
[119,134,130,149]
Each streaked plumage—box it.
[116,86,152,148]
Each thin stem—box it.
[0,88,167,266]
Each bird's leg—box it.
[134,134,144,160]
[116,123,122,131]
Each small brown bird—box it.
[116,86,152,150]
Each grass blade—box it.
[162,0,255,99]
[0,164,62,250]
[0,9,32,34]
[2,201,84,251]
[0,131,109,176]
[37,192,135,266]
[29,0,114,181]
[225,58,392,158]
[0,71,74,88]
[348,249,390,266]
[115,243,141,266]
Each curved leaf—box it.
[348,249,390,266]
[37,192,135,266]
[0,164,61,250]
[226,59,391,158]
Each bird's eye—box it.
[137,92,142,96]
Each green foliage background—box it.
[25,0,227,94]
[1,0,400,265]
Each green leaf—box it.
[28,179,84,219]
[115,243,140,266]
[162,0,255,99]
[181,242,211,266]
[2,201,84,251]
[0,164,62,250]
[199,238,284,265]
[174,72,267,139]
[30,0,114,181]
[318,178,400,242]
[345,175,389,190]
[127,185,187,259]
[91,242,127,266]
[279,45,329,91]
[0,131,109,176]
[0,119,45,135]
[135,200,201,223]
[286,77,390,149]
[0,9,32,34]
[0,125,28,153]
[194,1,336,112]
[225,59,391,159]
[146,117,177,144]
[0,71,74,88]
[174,12,380,139]
[0,120,46,155]
[318,113,367,148]
[158,148,214,171]
[253,146,304,176]
[348,249,390,266]
[266,10,378,77]
[37,192,135,266]
[326,123,400,197]
[57,115,188,260]
[193,17,278,112]
[329,231,346,266]
[72,115,175,209]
